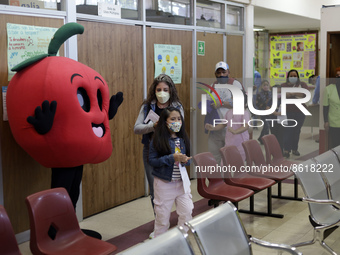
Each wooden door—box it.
[77,21,145,217]
[227,35,243,82]
[327,32,340,78]
[146,27,192,177]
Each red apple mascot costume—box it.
[7,23,123,238]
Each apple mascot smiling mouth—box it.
[7,22,123,168]
[6,23,123,221]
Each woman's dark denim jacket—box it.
[149,136,190,182]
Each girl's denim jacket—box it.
[149,136,190,182]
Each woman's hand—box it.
[227,126,236,134]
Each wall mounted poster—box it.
[7,23,58,80]
[269,32,316,85]
[154,44,182,84]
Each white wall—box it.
[253,0,322,19]
[234,0,340,19]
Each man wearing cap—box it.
[207,61,244,164]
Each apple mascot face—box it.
[6,23,123,168]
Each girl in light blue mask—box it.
[281,69,309,158]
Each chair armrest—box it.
[250,237,302,255]
[302,197,340,209]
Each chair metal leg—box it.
[238,190,284,218]
[208,199,221,208]
[294,177,299,199]
[272,178,302,201]
[293,239,316,248]
[278,182,282,197]
[292,228,337,255]
[320,241,337,255]
[267,186,272,214]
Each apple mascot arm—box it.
[27,100,57,135]
[109,92,124,120]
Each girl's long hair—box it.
[152,107,190,157]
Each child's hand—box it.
[174,153,191,163]
[182,156,192,164]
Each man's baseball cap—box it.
[215,61,229,71]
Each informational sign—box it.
[198,41,205,56]
[9,0,57,10]
[98,3,121,18]
[269,33,316,85]
[7,23,58,80]
[154,44,182,84]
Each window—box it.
[226,5,243,32]
[146,0,191,25]
[196,0,222,28]
[76,0,139,20]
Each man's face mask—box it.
[216,69,229,84]
[217,76,229,84]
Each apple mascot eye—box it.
[6,22,124,168]
[97,89,103,111]
[77,87,90,112]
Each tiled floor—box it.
[18,126,340,255]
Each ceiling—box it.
[254,6,321,32]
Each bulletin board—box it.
[269,32,317,85]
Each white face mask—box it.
[288,77,298,84]
[156,91,170,104]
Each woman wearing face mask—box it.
[134,74,184,237]
[281,69,309,158]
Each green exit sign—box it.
[198,41,205,56]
